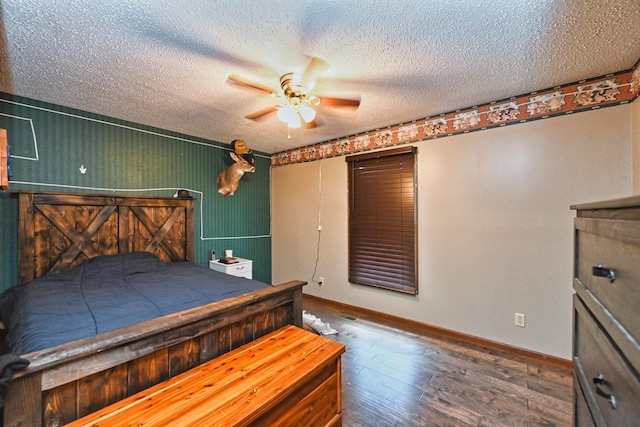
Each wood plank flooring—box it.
[303,296,573,427]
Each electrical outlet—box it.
[318,276,324,286]
[515,313,525,328]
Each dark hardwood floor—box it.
[303,296,573,427]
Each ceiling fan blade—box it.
[303,118,319,129]
[245,105,279,120]
[300,56,330,90]
[227,74,278,96]
[318,96,361,109]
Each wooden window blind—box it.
[346,146,418,294]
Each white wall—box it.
[272,105,633,360]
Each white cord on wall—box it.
[310,160,322,284]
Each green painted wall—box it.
[0,93,272,291]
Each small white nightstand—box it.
[209,258,253,279]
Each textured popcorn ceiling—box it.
[1,0,639,154]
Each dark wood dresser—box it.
[572,196,640,426]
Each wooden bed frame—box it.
[4,191,305,427]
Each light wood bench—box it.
[66,325,345,426]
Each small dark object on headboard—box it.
[174,189,190,198]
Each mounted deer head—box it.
[216,152,255,196]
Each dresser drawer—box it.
[574,377,597,427]
[223,262,252,278]
[574,218,640,343]
[573,295,640,427]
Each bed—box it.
[1,191,305,427]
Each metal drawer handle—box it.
[593,373,617,409]
[592,264,616,283]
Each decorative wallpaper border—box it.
[271,61,640,167]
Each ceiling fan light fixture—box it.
[299,104,316,123]
[277,103,308,128]
[287,112,302,128]
[277,104,296,122]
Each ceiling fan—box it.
[226,57,361,130]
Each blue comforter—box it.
[0,252,267,355]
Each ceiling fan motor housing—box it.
[280,73,308,106]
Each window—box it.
[346,146,418,294]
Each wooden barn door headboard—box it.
[17,192,195,284]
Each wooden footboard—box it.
[3,280,305,427]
